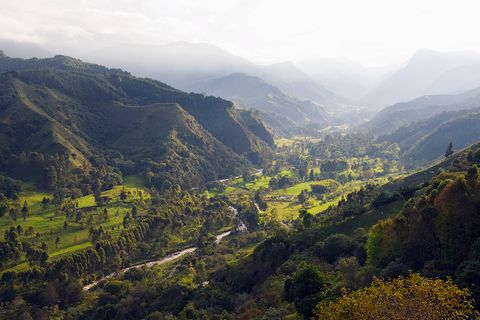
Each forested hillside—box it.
[378,108,480,166]
[0,54,273,192]
[362,86,480,136]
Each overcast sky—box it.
[1,0,480,67]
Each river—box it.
[83,206,245,291]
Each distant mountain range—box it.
[6,39,480,130]
[361,86,480,136]
[189,72,329,130]
[82,42,347,111]
[359,49,480,109]
[297,57,392,101]
[0,53,273,188]
[299,50,480,111]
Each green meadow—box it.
[1,176,150,272]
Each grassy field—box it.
[1,176,150,272]
[264,180,364,220]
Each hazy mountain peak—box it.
[360,49,480,108]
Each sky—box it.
[1,0,480,67]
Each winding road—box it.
[83,206,245,291]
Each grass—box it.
[275,138,295,148]
[244,175,271,191]
[0,175,150,272]
[272,179,338,196]
[279,168,295,177]
[265,194,340,221]
[264,180,363,221]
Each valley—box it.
[1,45,480,320]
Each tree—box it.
[103,208,109,222]
[123,212,131,228]
[298,189,309,204]
[269,177,279,189]
[254,190,267,211]
[75,210,82,222]
[39,283,59,306]
[0,196,8,218]
[26,226,34,236]
[119,189,127,201]
[318,234,354,263]
[25,247,48,267]
[445,141,454,158]
[455,260,480,302]
[9,208,18,221]
[314,274,476,320]
[131,206,137,219]
[55,236,61,249]
[242,170,253,183]
[42,197,50,208]
[21,201,29,221]
[337,256,361,289]
[309,169,315,181]
[16,225,23,236]
[467,165,478,185]
[299,209,313,229]
[285,263,330,318]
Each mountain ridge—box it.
[0,54,273,189]
[189,72,330,129]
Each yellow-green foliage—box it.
[366,219,391,266]
[315,274,477,320]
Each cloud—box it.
[1,0,480,66]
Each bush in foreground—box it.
[315,274,477,320]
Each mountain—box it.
[0,54,273,189]
[378,108,480,166]
[297,57,392,100]
[256,61,349,109]
[361,49,480,109]
[425,64,480,94]
[361,86,480,136]
[189,72,330,129]
[83,42,347,110]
